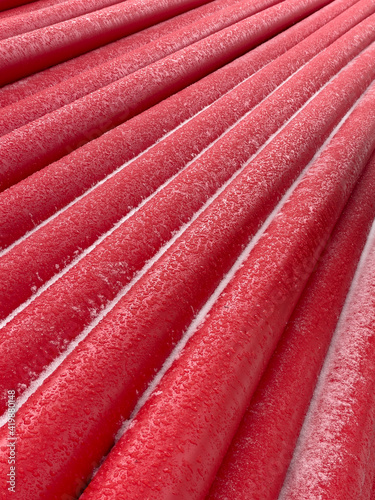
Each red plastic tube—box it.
[0,0,283,136]
[0,5,374,324]
[0,0,244,107]
[0,0,139,41]
[279,221,375,500]
[79,83,375,500]
[208,150,375,500]
[2,26,373,410]
[0,0,212,86]
[2,53,375,500]
[1,12,374,322]
[0,0,341,191]
[0,0,358,250]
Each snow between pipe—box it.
[1,49,375,500]
[79,82,375,500]
[0,0,357,250]
[1,3,374,325]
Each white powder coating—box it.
[279,219,375,500]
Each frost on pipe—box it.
[1,3,374,317]
[2,28,374,410]
[0,0,360,250]
[79,83,375,500]
[208,150,375,500]
[0,0,246,107]
[0,0,337,192]
[0,0,284,136]
[0,0,215,86]
[2,56,375,500]
[1,20,374,333]
[0,0,140,41]
[279,216,375,500]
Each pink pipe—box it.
[80,82,375,500]
[208,150,375,500]
[0,0,35,12]
[0,0,212,85]
[0,0,137,41]
[0,0,246,107]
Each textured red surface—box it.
[2,1,373,324]
[0,0,34,11]
[79,81,375,500]
[0,0,212,86]
[208,150,375,499]
[0,0,131,41]
[2,42,375,500]
[279,187,375,499]
[0,0,354,250]
[1,7,375,414]
[1,1,375,498]
[0,0,282,135]
[2,14,373,409]
[0,0,337,191]
[0,0,246,106]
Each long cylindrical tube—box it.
[0,0,357,250]
[208,150,375,500]
[2,48,375,500]
[0,0,344,191]
[80,83,375,500]
[279,216,375,500]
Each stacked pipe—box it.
[1,0,375,498]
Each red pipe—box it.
[0,0,214,85]
[0,0,357,250]
[0,0,244,107]
[0,0,141,41]
[0,0,342,191]
[79,83,375,500]
[2,17,373,411]
[1,6,373,326]
[208,150,375,500]
[2,47,375,500]
[0,0,283,136]
[279,218,375,500]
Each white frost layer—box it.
[279,214,375,499]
